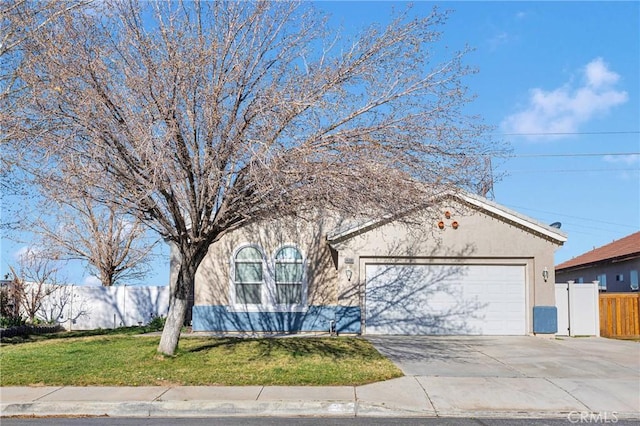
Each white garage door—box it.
[365,264,526,335]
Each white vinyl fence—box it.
[555,281,600,336]
[26,283,170,331]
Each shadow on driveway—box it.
[366,335,525,377]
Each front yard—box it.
[0,331,402,386]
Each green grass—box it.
[0,333,403,386]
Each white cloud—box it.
[488,32,510,51]
[502,58,628,140]
[118,218,137,236]
[585,58,620,88]
[602,154,639,181]
[14,246,41,262]
[82,275,102,286]
[603,154,640,165]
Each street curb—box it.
[149,401,358,417]
[4,402,639,419]
[1,401,357,418]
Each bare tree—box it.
[3,1,501,355]
[6,248,64,323]
[31,198,158,287]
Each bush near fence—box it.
[0,324,65,339]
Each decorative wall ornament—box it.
[437,211,460,230]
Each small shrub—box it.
[0,323,64,339]
[147,315,166,332]
[0,316,25,328]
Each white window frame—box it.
[230,244,266,307]
[228,243,308,312]
[272,245,308,310]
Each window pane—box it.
[277,284,301,304]
[275,263,303,283]
[237,284,262,304]
[236,247,263,261]
[276,247,302,261]
[597,274,607,291]
[236,262,262,283]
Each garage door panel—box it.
[365,264,525,335]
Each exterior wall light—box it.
[345,268,353,282]
[542,267,549,282]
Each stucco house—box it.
[191,191,567,336]
[555,231,640,292]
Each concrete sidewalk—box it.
[2,377,639,419]
[1,337,639,419]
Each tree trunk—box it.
[157,292,188,356]
[100,270,114,287]
[157,243,202,356]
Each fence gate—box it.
[555,281,600,337]
[555,283,570,336]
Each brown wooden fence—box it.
[599,293,640,338]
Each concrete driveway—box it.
[366,335,640,417]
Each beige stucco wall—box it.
[194,197,564,334]
[195,214,341,307]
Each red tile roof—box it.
[556,231,640,270]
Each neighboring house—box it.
[190,191,567,336]
[555,231,640,293]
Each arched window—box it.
[234,246,264,304]
[274,246,304,305]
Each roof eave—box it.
[556,252,640,271]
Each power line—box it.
[510,152,639,158]
[556,227,632,238]
[482,152,639,159]
[507,168,640,174]
[498,131,640,136]
[501,204,639,229]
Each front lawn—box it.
[0,334,402,386]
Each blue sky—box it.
[1,1,639,286]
